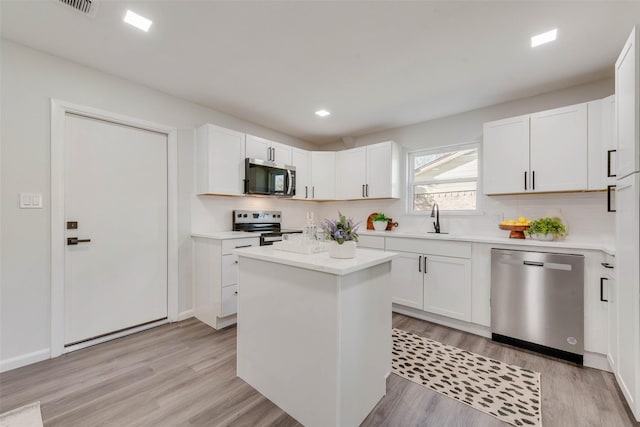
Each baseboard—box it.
[178,309,195,321]
[392,304,491,338]
[0,348,50,373]
[584,351,612,372]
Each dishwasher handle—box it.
[523,260,544,267]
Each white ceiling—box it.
[2,1,638,144]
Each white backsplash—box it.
[192,191,614,246]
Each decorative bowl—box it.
[498,224,530,239]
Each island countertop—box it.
[232,246,397,276]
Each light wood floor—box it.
[1,314,637,426]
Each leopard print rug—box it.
[392,328,541,427]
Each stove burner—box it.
[232,210,301,245]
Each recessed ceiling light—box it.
[124,10,152,32]
[315,109,331,117]
[531,29,557,47]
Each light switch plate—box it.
[19,193,42,209]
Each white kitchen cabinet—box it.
[482,115,530,194]
[616,26,640,179]
[584,250,609,355]
[291,147,311,200]
[335,141,401,200]
[389,252,424,309]
[193,236,259,329]
[588,96,617,191]
[310,151,336,200]
[483,103,588,194]
[366,141,401,199]
[245,134,292,165]
[423,255,471,321]
[386,238,471,321]
[530,103,588,192]
[601,254,617,372]
[615,173,640,419]
[195,124,245,195]
[336,147,367,199]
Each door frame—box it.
[50,99,179,357]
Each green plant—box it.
[373,213,389,222]
[525,217,567,237]
[322,213,359,244]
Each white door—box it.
[271,141,292,165]
[482,115,530,194]
[366,141,393,198]
[310,151,336,199]
[64,113,168,345]
[530,103,588,192]
[292,148,311,200]
[335,147,366,199]
[390,252,424,309]
[615,26,639,178]
[423,255,471,321]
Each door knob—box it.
[67,237,91,245]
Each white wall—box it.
[318,78,616,242]
[0,39,315,370]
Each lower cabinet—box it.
[193,236,259,329]
[386,238,472,322]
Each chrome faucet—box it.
[430,203,441,233]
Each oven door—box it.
[245,158,295,196]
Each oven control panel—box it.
[233,210,282,224]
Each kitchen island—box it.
[233,246,396,427]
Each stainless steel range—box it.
[232,210,302,245]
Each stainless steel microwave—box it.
[244,158,296,197]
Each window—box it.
[408,143,479,213]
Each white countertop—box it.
[191,231,256,240]
[233,246,397,276]
[358,230,615,255]
[191,229,614,255]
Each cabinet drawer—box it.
[221,284,238,317]
[221,254,239,287]
[358,235,385,250]
[222,238,259,255]
[385,238,471,259]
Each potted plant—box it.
[372,213,389,231]
[322,213,359,258]
[525,217,567,241]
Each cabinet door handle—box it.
[305,186,308,199]
[524,171,527,191]
[366,184,369,197]
[418,255,422,272]
[424,256,427,274]
[532,170,535,190]
[312,186,315,199]
[601,262,614,269]
[607,185,616,212]
[362,184,365,198]
[234,291,238,295]
[234,244,252,249]
[607,149,617,177]
[600,277,609,302]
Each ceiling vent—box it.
[57,0,98,17]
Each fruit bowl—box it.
[499,224,530,239]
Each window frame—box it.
[406,140,481,215]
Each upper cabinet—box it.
[245,134,292,165]
[196,124,245,196]
[588,95,616,191]
[291,147,311,200]
[529,103,588,192]
[335,141,401,200]
[310,151,336,200]
[616,26,640,179]
[482,115,530,194]
[483,103,588,195]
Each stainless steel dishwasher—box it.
[491,248,584,364]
